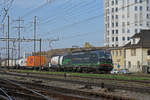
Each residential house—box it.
[124,30,150,73]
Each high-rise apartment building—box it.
[104,0,150,47]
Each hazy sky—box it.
[0,0,104,56]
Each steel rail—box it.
[1,79,54,100]
[1,72,150,94]
[5,69,150,84]
[0,88,13,100]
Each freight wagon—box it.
[50,50,113,73]
[27,56,45,68]
[12,56,46,69]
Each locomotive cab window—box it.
[99,51,105,58]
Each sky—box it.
[0,0,104,57]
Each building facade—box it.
[104,0,150,47]
[125,48,150,72]
[111,48,126,70]
[124,30,150,72]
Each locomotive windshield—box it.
[105,51,112,59]
[99,51,105,59]
[98,50,112,59]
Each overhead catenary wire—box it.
[1,0,148,54]
[22,0,73,34]
[60,29,103,41]
[24,0,102,35]
[38,0,147,37]
[1,0,14,24]
[39,1,101,25]
[21,0,56,18]
[37,0,76,24]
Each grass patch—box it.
[11,70,150,81]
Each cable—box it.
[39,0,147,36]
[39,14,101,37]
[21,0,56,18]
[1,0,14,24]
[38,0,74,24]
[60,29,102,40]
[40,1,102,25]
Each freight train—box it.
[50,49,113,73]
[13,56,46,69]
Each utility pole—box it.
[7,15,10,68]
[40,38,42,68]
[2,24,7,61]
[34,16,37,68]
[13,17,24,60]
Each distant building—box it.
[104,0,150,47]
[124,30,150,72]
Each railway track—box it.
[0,78,95,100]
[0,78,54,100]
[0,70,150,94]
[6,68,150,84]
[5,79,136,100]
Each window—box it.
[116,37,118,41]
[147,7,150,11]
[147,22,150,27]
[116,15,118,19]
[112,37,114,42]
[116,22,118,27]
[122,37,125,41]
[147,50,150,55]
[127,37,130,41]
[112,1,114,5]
[115,7,118,12]
[140,0,143,3]
[112,15,114,20]
[128,61,131,68]
[135,6,138,11]
[116,30,118,34]
[131,49,136,56]
[112,22,114,27]
[115,0,118,4]
[127,29,130,33]
[147,14,150,19]
[112,30,114,34]
[140,6,143,11]
[112,8,114,12]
